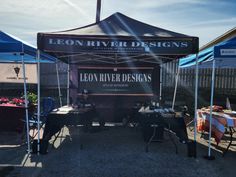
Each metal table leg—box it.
[145,125,157,152]
[223,127,234,156]
[165,125,178,154]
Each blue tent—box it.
[0,31,56,63]
[179,37,236,68]
[0,31,57,153]
[177,35,236,159]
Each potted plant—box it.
[27,92,37,105]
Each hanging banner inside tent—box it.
[78,66,158,95]
[0,63,37,83]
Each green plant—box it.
[27,92,37,104]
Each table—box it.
[0,103,25,132]
[197,109,236,155]
[138,110,189,154]
[41,105,94,153]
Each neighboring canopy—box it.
[37,12,198,65]
[179,36,236,68]
[0,30,58,153]
[0,31,56,63]
[176,32,236,158]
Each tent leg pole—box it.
[172,64,180,110]
[159,65,162,102]
[22,61,30,153]
[191,53,199,158]
[67,59,70,106]
[21,44,30,154]
[204,59,216,160]
[194,53,199,142]
[56,60,62,107]
[37,50,41,154]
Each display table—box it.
[138,108,189,154]
[197,109,236,155]
[0,103,25,132]
[41,105,94,153]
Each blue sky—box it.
[1,0,235,47]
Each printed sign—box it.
[220,49,236,56]
[39,36,198,55]
[78,67,156,95]
[0,63,37,83]
[214,46,236,58]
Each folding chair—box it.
[40,97,55,122]
[22,97,55,142]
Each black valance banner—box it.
[38,35,199,55]
[78,66,158,96]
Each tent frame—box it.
[173,40,236,159]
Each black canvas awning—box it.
[37,12,198,65]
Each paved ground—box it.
[0,124,236,177]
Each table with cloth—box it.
[138,108,190,155]
[40,105,94,153]
[197,108,236,154]
[0,103,25,132]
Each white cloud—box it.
[0,0,235,47]
[0,0,98,45]
[184,17,236,28]
[62,0,94,21]
[132,0,207,9]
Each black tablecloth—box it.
[42,107,94,141]
[0,104,25,132]
[138,112,188,142]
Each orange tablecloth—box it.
[197,109,236,143]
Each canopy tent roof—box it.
[42,13,189,37]
[38,12,198,65]
[179,36,236,68]
[0,31,56,63]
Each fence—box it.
[162,61,236,112]
[162,61,236,93]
